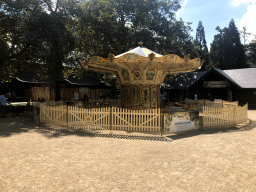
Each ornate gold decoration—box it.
[126,54,136,60]
[108,53,115,62]
[148,53,155,61]
[81,46,203,109]
[167,55,176,62]
[133,70,141,80]
[91,56,100,64]
[184,54,190,62]
[85,115,92,122]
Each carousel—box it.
[81,43,203,109]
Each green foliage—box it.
[1,0,200,98]
[77,0,198,59]
[210,19,249,70]
[0,0,81,100]
[195,21,209,70]
[245,40,256,67]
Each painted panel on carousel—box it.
[121,69,129,81]
[156,70,165,83]
[142,87,150,105]
[146,70,155,80]
[166,55,177,62]
[151,86,158,108]
[126,54,136,61]
[133,70,142,80]
[133,86,139,105]
[123,86,131,107]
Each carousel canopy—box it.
[81,45,203,85]
[82,47,203,74]
[115,46,163,58]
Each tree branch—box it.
[55,0,60,13]
[43,0,53,13]
[3,43,31,62]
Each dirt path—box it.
[1,111,256,192]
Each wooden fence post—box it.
[233,105,236,126]
[160,112,163,136]
[66,105,69,132]
[109,107,113,134]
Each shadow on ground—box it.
[0,116,36,137]
[1,114,255,142]
[166,120,256,141]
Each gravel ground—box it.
[1,111,256,192]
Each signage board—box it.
[203,81,229,88]
[163,112,200,133]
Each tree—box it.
[245,39,256,67]
[0,0,81,99]
[77,0,198,59]
[209,19,249,70]
[239,26,251,46]
[195,21,209,70]
[0,0,40,81]
[223,19,248,69]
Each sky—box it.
[176,0,256,49]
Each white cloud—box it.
[176,0,189,15]
[231,1,256,43]
[231,0,254,7]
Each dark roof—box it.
[65,73,111,89]
[222,68,256,88]
[163,67,256,89]
[201,67,240,87]
[15,71,54,84]
[201,67,256,88]
[65,73,102,86]
[15,70,110,88]
[162,71,207,89]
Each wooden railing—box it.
[111,107,161,132]
[185,98,238,110]
[39,104,161,132]
[39,101,248,133]
[201,103,247,128]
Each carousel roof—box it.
[82,48,203,73]
[115,46,163,58]
[81,45,203,85]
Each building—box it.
[0,70,111,102]
[164,67,256,107]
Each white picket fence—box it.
[39,104,161,132]
[201,103,248,128]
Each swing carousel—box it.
[80,43,203,109]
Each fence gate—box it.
[40,104,67,126]
[111,107,161,132]
[202,105,235,128]
[68,106,110,130]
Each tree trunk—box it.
[55,79,62,101]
